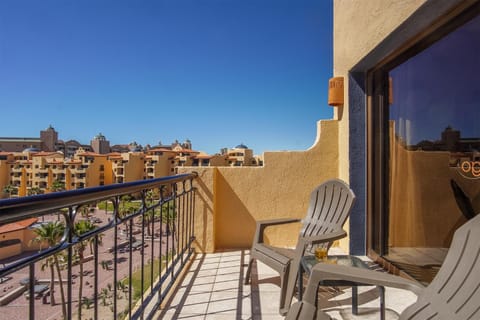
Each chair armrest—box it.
[253,218,302,244]
[299,229,347,247]
[302,263,424,305]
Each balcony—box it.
[0,174,197,320]
[0,171,417,320]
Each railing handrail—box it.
[0,172,197,320]
[0,173,196,224]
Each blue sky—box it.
[0,0,333,155]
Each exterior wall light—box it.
[328,76,344,106]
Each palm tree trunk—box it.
[49,263,56,306]
[53,255,67,319]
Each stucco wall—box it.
[334,0,427,181]
[333,0,429,253]
[179,120,339,252]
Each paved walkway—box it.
[158,249,418,320]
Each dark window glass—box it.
[384,14,480,283]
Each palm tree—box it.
[31,221,67,318]
[162,200,176,236]
[119,195,133,234]
[74,219,99,320]
[39,255,56,305]
[27,187,44,196]
[2,183,17,198]
[50,179,65,192]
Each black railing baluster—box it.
[94,234,99,320]
[128,219,133,320]
[67,207,73,320]
[113,197,119,319]
[0,173,196,320]
[29,264,35,320]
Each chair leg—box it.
[281,262,300,315]
[245,258,254,285]
[279,268,290,315]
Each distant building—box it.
[226,144,255,166]
[0,218,40,260]
[0,137,41,152]
[40,125,58,152]
[192,153,228,167]
[0,126,264,197]
[144,148,177,178]
[91,133,111,154]
[109,152,145,184]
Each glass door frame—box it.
[366,2,480,270]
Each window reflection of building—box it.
[371,10,480,284]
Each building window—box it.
[369,8,480,284]
[0,238,21,248]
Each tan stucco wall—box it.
[179,120,339,252]
[0,229,40,260]
[0,159,10,198]
[333,0,427,182]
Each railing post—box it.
[0,173,196,320]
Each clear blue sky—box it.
[0,0,333,155]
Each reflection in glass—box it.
[386,14,480,283]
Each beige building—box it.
[1,150,114,196]
[0,152,14,196]
[90,133,111,154]
[192,153,228,167]
[109,152,146,184]
[144,148,177,179]
[226,144,255,166]
[0,137,41,153]
[0,218,40,260]
[40,125,58,152]
[69,151,113,189]
[172,146,200,167]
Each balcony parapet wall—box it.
[178,119,339,252]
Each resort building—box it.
[0,137,41,153]
[192,153,228,167]
[90,133,111,154]
[109,152,146,184]
[226,144,256,166]
[0,218,40,260]
[1,150,114,196]
[39,125,58,152]
[144,148,177,178]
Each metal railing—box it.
[0,173,196,320]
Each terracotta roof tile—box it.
[0,217,38,234]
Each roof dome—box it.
[94,133,106,140]
[23,147,40,153]
[235,143,248,149]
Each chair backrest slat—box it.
[299,179,355,248]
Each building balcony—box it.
[0,169,417,319]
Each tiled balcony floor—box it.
[156,249,417,320]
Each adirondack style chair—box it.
[245,179,356,315]
[285,213,480,320]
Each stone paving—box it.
[1,215,418,320]
[157,249,418,320]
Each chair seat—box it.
[252,243,294,273]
